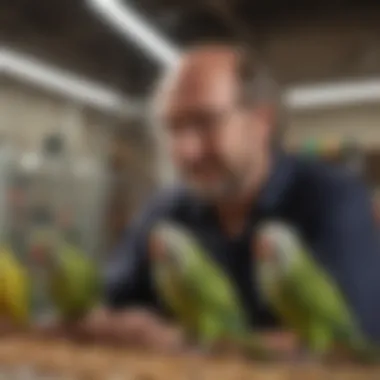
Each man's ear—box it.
[249,103,277,140]
[253,103,276,128]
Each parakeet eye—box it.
[255,235,274,262]
[150,232,185,268]
[149,233,166,261]
[256,222,300,274]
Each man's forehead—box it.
[154,46,240,114]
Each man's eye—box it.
[194,110,230,131]
[166,120,184,134]
[192,113,217,128]
[167,110,227,133]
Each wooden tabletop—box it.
[0,335,379,380]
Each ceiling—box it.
[1,0,380,97]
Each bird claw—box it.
[286,348,319,364]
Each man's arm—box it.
[317,176,380,341]
[103,223,156,309]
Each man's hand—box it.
[0,318,24,336]
[260,330,300,358]
[37,308,186,354]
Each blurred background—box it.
[1,0,380,253]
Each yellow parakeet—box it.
[0,245,31,326]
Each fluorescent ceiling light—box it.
[87,0,380,110]
[285,79,380,110]
[87,0,180,67]
[1,48,380,114]
[0,47,143,115]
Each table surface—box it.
[0,335,379,380]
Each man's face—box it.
[156,56,271,200]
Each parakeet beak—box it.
[254,235,273,262]
[30,245,49,263]
[149,232,167,262]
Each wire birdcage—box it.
[7,133,111,325]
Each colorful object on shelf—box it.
[320,138,341,160]
[299,138,320,158]
[296,138,365,171]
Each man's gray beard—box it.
[185,174,245,203]
[196,162,258,203]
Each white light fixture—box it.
[20,152,41,172]
[87,0,180,67]
[1,47,380,113]
[87,0,380,110]
[285,78,380,110]
[0,47,144,115]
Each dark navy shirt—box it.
[104,153,380,341]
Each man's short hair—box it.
[236,47,276,103]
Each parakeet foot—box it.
[288,348,322,365]
[191,339,236,359]
[187,345,211,357]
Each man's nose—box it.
[177,131,207,162]
[149,233,166,261]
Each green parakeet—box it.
[255,221,380,363]
[0,244,31,326]
[50,243,101,321]
[29,227,101,321]
[149,220,273,360]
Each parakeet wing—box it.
[152,222,249,333]
[289,255,361,340]
[185,244,248,327]
[194,262,243,311]
[153,262,200,336]
[163,226,245,316]
[50,244,101,319]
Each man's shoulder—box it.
[280,155,372,240]
[291,155,367,204]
